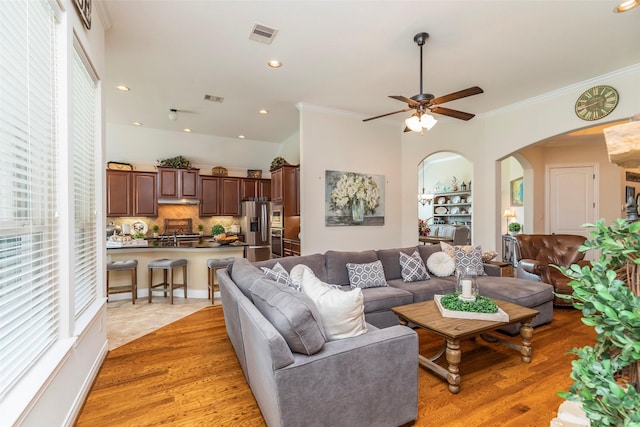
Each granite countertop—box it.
[107,240,248,250]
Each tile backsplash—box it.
[110,205,240,236]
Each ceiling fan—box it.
[363,32,483,133]
[167,107,197,121]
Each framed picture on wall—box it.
[510,177,524,207]
[625,186,636,204]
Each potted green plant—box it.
[152,224,159,238]
[508,221,521,234]
[197,224,204,236]
[557,218,640,426]
[211,224,225,237]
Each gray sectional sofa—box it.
[218,244,554,427]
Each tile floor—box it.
[107,297,219,350]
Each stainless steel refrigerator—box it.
[240,200,271,262]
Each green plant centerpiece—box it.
[211,224,225,237]
[132,231,146,239]
[440,292,499,313]
[270,156,289,170]
[152,224,159,232]
[557,218,640,426]
[157,155,192,169]
[508,221,521,234]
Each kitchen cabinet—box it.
[199,176,241,216]
[270,168,283,203]
[271,165,300,215]
[106,170,157,217]
[240,178,271,201]
[283,239,301,257]
[157,167,200,199]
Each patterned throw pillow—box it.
[261,262,301,291]
[399,251,430,282]
[426,252,456,277]
[454,246,486,276]
[346,260,387,289]
[481,251,498,263]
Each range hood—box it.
[157,198,200,205]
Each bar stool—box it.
[148,258,188,304]
[106,259,138,304]
[207,257,237,304]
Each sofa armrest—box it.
[274,326,418,427]
[518,258,552,283]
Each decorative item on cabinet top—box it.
[270,156,290,171]
[247,169,262,178]
[107,161,133,171]
[211,166,228,176]
[157,155,193,169]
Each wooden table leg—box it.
[519,318,533,363]
[445,338,462,394]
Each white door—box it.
[547,165,597,238]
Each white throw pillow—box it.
[427,252,456,277]
[299,268,367,340]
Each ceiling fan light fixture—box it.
[168,109,178,121]
[420,113,438,130]
[406,115,422,132]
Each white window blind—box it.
[72,48,97,318]
[0,0,60,398]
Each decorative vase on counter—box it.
[351,198,365,224]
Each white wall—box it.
[107,124,284,176]
[298,105,401,254]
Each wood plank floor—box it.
[75,305,594,426]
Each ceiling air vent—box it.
[249,23,278,44]
[203,94,224,103]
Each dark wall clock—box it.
[575,85,619,121]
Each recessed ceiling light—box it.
[268,60,282,68]
[132,122,142,126]
[258,109,269,115]
[116,85,131,92]
[183,128,192,133]
[238,134,246,139]
[614,0,639,12]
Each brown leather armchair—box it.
[514,234,589,306]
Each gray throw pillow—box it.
[346,260,387,289]
[399,251,430,282]
[250,278,326,355]
[454,246,487,276]
[261,262,301,291]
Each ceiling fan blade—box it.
[430,86,484,106]
[389,95,420,107]
[362,108,412,122]
[430,106,476,121]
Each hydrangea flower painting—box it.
[326,170,385,226]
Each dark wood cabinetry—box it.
[106,170,157,217]
[241,178,272,201]
[283,239,301,257]
[157,167,199,199]
[200,176,254,216]
[271,165,300,215]
[219,178,241,216]
[199,176,221,216]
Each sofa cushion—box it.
[250,278,326,355]
[400,251,430,282]
[300,268,367,340]
[261,262,301,291]
[347,260,387,289]
[253,253,329,282]
[376,247,419,280]
[325,250,379,285]
[387,276,456,303]
[476,276,554,307]
[360,286,414,313]
[454,245,487,276]
[417,244,443,266]
[426,252,456,277]
[230,258,266,301]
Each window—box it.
[0,0,60,397]
[72,46,98,318]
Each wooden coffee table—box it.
[391,299,539,394]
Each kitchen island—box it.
[107,241,246,301]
